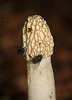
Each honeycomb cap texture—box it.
[22,15,54,61]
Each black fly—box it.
[17,47,25,55]
[32,55,43,64]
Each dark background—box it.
[0,0,72,100]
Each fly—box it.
[32,55,43,64]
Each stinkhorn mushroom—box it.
[22,15,56,100]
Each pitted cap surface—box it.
[22,15,54,61]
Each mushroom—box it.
[22,15,56,100]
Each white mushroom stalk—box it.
[22,15,56,100]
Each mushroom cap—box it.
[22,15,54,61]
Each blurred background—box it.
[0,0,72,100]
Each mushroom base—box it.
[27,56,56,100]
